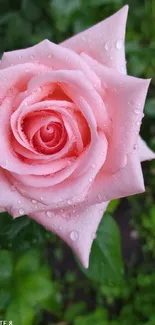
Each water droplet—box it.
[32,199,37,204]
[130,230,139,240]
[70,230,79,241]
[25,68,30,72]
[91,232,96,240]
[67,199,72,205]
[11,185,16,191]
[104,42,109,51]
[120,64,126,73]
[134,108,141,114]
[89,177,93,182]
[19,208,25,215]
[40,196,45,201]
[136,121,141,126]
[97,194,102,200]
[115,39,123,50]
[128,99,135,106]
[46,211,53,218]
[134,144,138,150]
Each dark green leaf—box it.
[15,249,41,274]
[74,308,108,325]
[0,288,11,311]
[5,300,34,325]
[0,250,13,283]
[52,0,81,16]
[64,302,87,322]
[145,98,155,117]
[77,215,124,285]
[17,267,54,306]
[22,0,42,22]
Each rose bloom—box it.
[0,6,154,267]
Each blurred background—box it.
[0,0,155,324]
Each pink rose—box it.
[0,6,154,267]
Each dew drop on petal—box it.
[32,199,37,204]
[91,232,97,240]
[89,177,93,183]
[115,39,123,50]
[128,99,135,106]
[46,211,53,218]
[134,144,138,150]
[104,42,109,51]
[136,121,141,126]
[19,208,25,215]
[134,108,141,114]
[70,230,79,241]
[67,199,72,205]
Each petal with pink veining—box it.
[61,6,128,73]
[81,53,150,173]
[138,136,155,162]
[87,150,145,206]
[29,201,109,268]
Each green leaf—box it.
[17,267,54,306]
[5,300,34,325]
[106,199,120,214]
[145,98,155,117]
[64,302,87,322]
[40,292,62,317]
[88,0,123,6]
[52,0,81,16]
[77,215,124,285]
[22,0,42,22]
[74,308,108,325]
[15,249,40,275]
[0,288,11,311]
[0,250,13,283]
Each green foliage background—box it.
[0,0,155,324]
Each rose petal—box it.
[87,150,145,206]
[0,40,101,92]
[27,70,108,131]
[81,53,150,172]
[29,201,109,268]
[9,132,108,209]
[138,136,155,162]
[61,6,128,73]
[0,168,46,216]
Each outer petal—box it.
[0,168,46,216]
[138,136,155,162]
[87,149,145,206]
[0,40,101,92]
[81,53,150,173]
[29,201,109,268]
[61,6,128,73]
